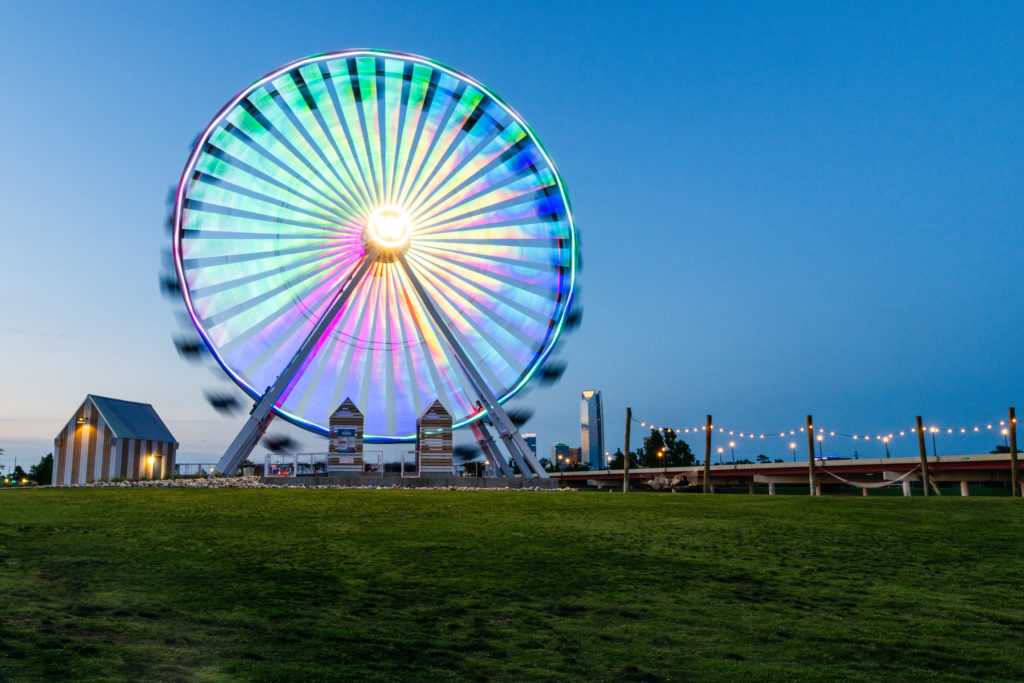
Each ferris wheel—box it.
[172,49,577,476]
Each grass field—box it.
[1,489,1022,681]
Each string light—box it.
[629,413,1008,444]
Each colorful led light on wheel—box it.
[173,50,576,442]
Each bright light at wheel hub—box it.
[365,205,412,253]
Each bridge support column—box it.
[747,480,754,495]
[960,481,970,497]
[902,480,912,497]
[814,483,822,497]
[862,487,869,497]
[768,482,776,496]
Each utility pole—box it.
[623,407,631,493]
[806,415,817,496]
[703,414,713,493]
[915,416,931,496]
[1010,407,1019,497]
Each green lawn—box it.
[1,489,1021,681]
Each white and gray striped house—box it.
[52,395,178,486]
[416,400,453,475]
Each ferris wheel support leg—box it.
[478,409,532,477]
[397,255,548,479]
[470,421,512,477]
[215,255,376,476]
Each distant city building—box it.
[580,390,605,469]
[568,447,583,468]
[523,433,537,457]
[552,442,570,469]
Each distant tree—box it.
[991,445,1011,454]
[29,453,53,485]
[539,457,556,473]
[756,454,771,464]
[641,429,695,467]
[12,465,28,483]
[608,448,640,469]
[641,429,665,467]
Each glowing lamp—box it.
[365,205,413,252]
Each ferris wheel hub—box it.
[365,205,413,255]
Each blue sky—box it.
[0,1,1021,467]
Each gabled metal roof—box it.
[87,395,178,444]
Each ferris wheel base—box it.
[214,252,550,479]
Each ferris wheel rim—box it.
[172,48,577,441]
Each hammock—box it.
[821,466,920,489]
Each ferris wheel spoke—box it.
[345,58,384,206]
[201,248,354,329]
[379,267,398,433]
[392,266,473,421]
[183,228,360,243]
[302,63,377,212]
[321,62,380,211]
[400,257,517,410]
[190,171,349,229]
[284,67,377,212]
[239,92,361,217]
[402,95,495,215]
[192,246,356,317]
[408,131,528,224]
[223,254,363,375]
[406,99,517,207]
[356,264,389,425]
[321,266,386,423]
[413,214,565,239]
[266,81,366,218]
[418,236,560,250]
[194,141,349,224]
[291,64,377,211]
[386,61,415,206]
[413,186,561,234]
[405,260,524,389]
[405,253,550,355]
[412,241,557,303]
[384,265,425,428]
[407,248,560,302]
[218,124,352,218]
[393,68,441,207]
[183,198,351,235]
[415,240,563,275]
[413,167,549,230]
[397,80,467,209]
[405,120,513,222]
[182,242,337,271]
[284,318,345,421]
[188,246,353,300]
[404,251,555,327]
[374,58,395,206]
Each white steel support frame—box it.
[397,255,548,478]
[470,418,513,477]
[216,254,376,475]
